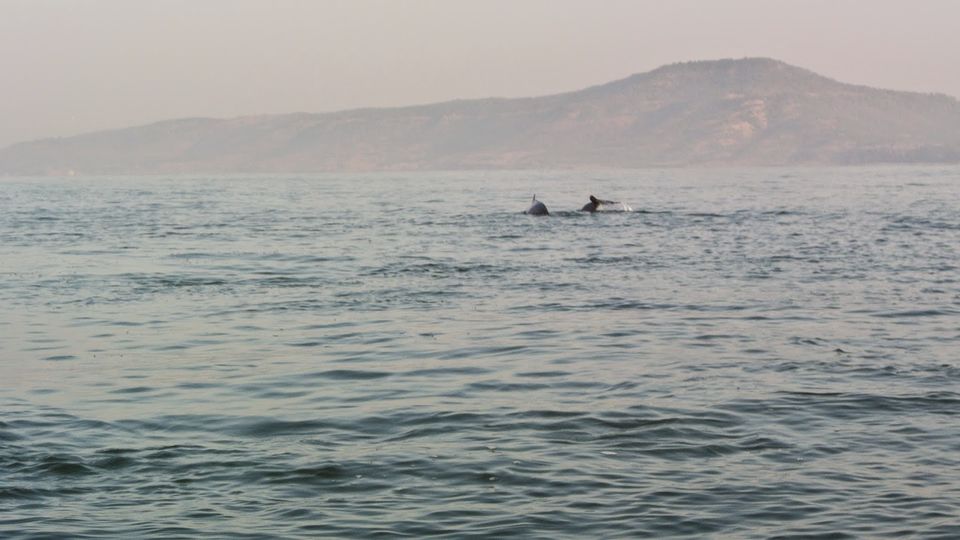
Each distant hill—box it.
[3,58,960,174]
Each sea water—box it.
[1,167,958,538]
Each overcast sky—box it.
[1,0,958,147]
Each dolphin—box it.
[581,195,618,212]
[524,195,549,216]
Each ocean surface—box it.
[1,167,958,539]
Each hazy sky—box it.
[2,0,958,147]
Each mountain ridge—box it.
[3,57,960,174]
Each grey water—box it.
[1,168,958,539]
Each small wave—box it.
[42,354,76,361]
[304,369,393,381]
[871,308,958,318]
[29,456,96,477]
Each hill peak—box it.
[657,57,800,72]
[593,57,837,98]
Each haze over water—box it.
[2,167,959,538]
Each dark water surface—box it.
[2,168,958,538]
